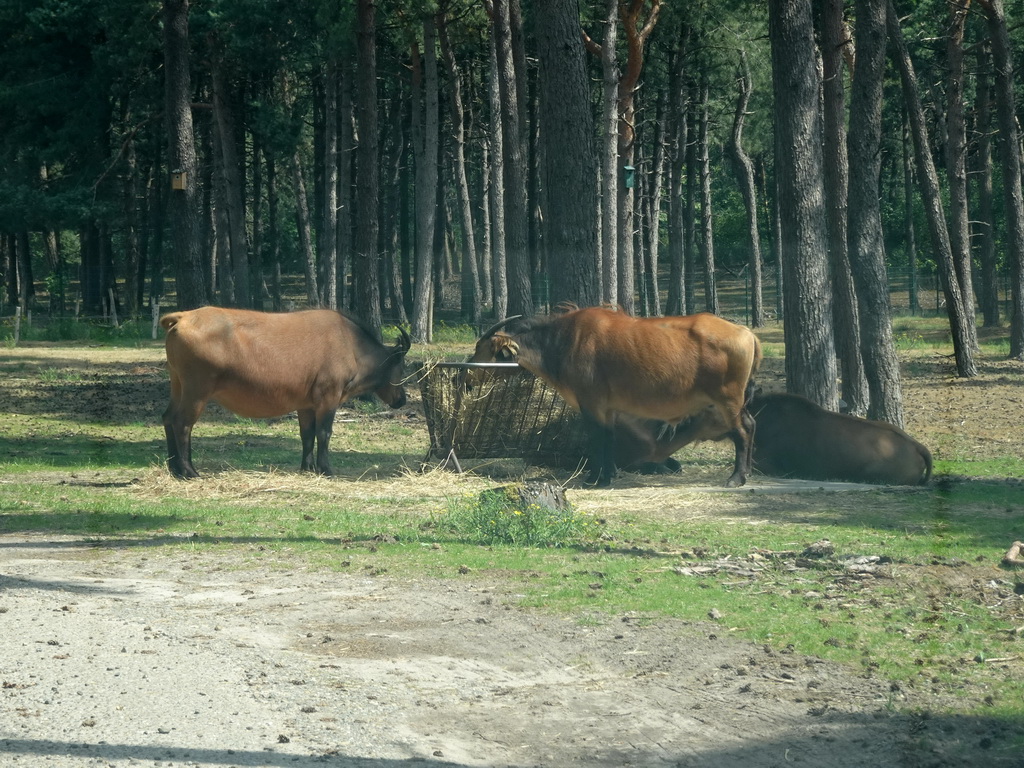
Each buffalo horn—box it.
[481,315,523,338]
[396,327,411,351]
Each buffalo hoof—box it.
[168,464,200,480]
[724,472,747,488]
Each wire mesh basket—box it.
[418,362,588,471]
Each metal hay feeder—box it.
[418,362,588,472]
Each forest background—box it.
[1,0,1023,426]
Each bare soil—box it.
[1,344,1023,767]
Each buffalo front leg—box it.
[582,412,617,487]
[298,409,318,472]
[725,408,756,488]
[314,409,336,476]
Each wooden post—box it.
[108,288,118,328]
[14,304,22,345]
[152,302,160,340]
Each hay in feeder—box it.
[418,362,588,470]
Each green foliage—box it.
[434,489,602,548]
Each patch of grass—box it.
[433,487,603,547]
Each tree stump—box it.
[480,480,571,514]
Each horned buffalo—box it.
[748,392,932,485]
[161,307,410,479]
[470,307,761,487]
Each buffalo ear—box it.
[492,336,519,361]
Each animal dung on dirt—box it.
[469,307,761,488]
[160,307,410,479]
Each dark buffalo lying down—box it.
[161,307,410,479]
[747,392,932,485]
[615,391,932,485]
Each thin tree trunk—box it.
[321,58,339,310]
[439,5,482,324]
[211,52,250,308]
[769,0,838,407]
[353,0,381,335]
[337,72,354,311]
[887,0,977,375]
[728,50,764,328]
[291,151,319,307]
[486,8,508,319]
[697,77,717,315]
[493,0,532,316]
[410,27,439,341]
[847,0,904,427]
[977,0,1024,358]
[162,0,206,309]
[665,30,688,317]
[943,0,977,350]
[902,112,921,315]
[600,0,618,306]
[820,0,868,414]
[973,41,999,327]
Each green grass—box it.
[2,323,1024,734]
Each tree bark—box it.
[535,0,599,310]
[697,76,717,315]
[600,0,619,306]
[901,112,921,315]
[847,0,904,427]
[977,0,1024,358]
[410,26,439,341]
[972,41,999,328]
[291,151,319,307]
[211,52,250,309]
[727,50,764,329]
[321,58,339,310]
[769,0,838,408]
[162,0,207,309]
[439,5,483,324]
[943,0,977,350]
[493,0,532,316]
[819,0,868,414]
[353,0,382,336]
[665,31,689,317]
[887,0,977,375]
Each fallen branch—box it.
[1002,541,1024,568]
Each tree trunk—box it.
[887,0,977,375]
[162,0,206,309]
[353,0,381,336]
[337,72,354,311]
[973,41,999,327]
[486,5,508,319]
[942,0,977,350]
[493,0,532,317]
[665,32,689,317]
[211,51,250,308]
[600,0,619,306]
[643,89,667,317]
[697,77,717,315]
[535,0,599,310]
[727,50,764,328]
[769,0,838,408]
[847,0,904,427]
[321,58,339,310]
[977,0,1024,358]
[439,5,482,325]
[410,27,439,341]
[819,0,868,414]
[902,112,921,315]
[292,151,319,307]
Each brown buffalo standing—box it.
[470,307,761,487]
[161,307,410,479]
[748,392,932,485]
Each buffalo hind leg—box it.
[298,410,318,473]
[725,408,756,487]
[162,405,201,479]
